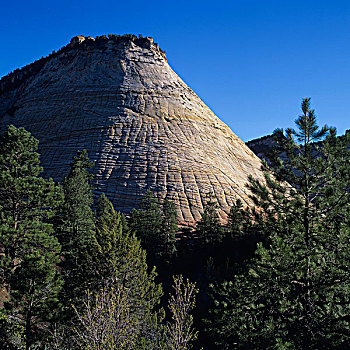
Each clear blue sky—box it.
[1,0,349,141]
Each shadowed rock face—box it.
[0,35,264,225]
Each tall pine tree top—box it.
[208,99,350,349]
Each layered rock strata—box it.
[0,34,264,225]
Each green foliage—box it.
[208,99,350,349]
[0,308,25,349]
[196,194,224,245]
[73,286,143,350]
[95,195,163,310]
[161,198,178,257]
[55,150,99,316]
[73,275,199,350]
[73,194,164,348]
[129,189,177,262]
[0,125,63,349]
[96,193,116,229]
[166,275,198,350]
[227,198,249,238]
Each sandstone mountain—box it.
[0,34,264,225]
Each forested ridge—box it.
[0,98,349,349]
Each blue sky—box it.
[1,0,349,141]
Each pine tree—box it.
[196,194,224,245]
[77,194,164,347]
[95,193,131,286]
[55,150,98,315]
[95,192,117,230]
[0,125,63,349]
[161,198,177,258]
[227,199,247,238]
[129,189,177,262]
[208,99,350,349]
[95,194,163,310]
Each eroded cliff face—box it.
[0,35,264,225]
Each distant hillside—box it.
[246,130,349,162]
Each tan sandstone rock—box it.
[0,35,264,225]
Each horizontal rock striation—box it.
[0,34,264,225]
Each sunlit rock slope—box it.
[0,34,264,225]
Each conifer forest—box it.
[0,98,349,349]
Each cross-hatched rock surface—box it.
[0,34,264,225]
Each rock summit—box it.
[0,34,264,225]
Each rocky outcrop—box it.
[0,34,265,225]
[246,130,350,163]
[246,134,279,160]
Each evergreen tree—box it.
[78,194,164,347]
[95,195,163,309]
[208,99,350,349]
[95,192,128,235]
[0,125,63,349]
[129,189,177,262]
[55,150,98,315]
[227,199,247,238]
[95,192,116,229]
[161,198,178,258]
[196,194,224,245]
